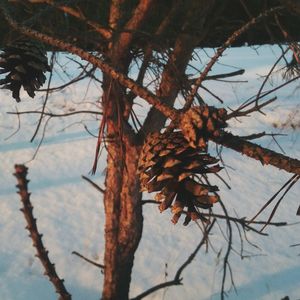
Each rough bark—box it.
[141,0,216,136]
[213,132,300,176]
[101,2,154,298]
[101,76,143,300]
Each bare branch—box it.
[230,74,300,118]
[31,52,55,142]
[212,132,300,176]
[239,132,286,141]
[183,6,284,110]
[254,47,290,105]
[112,0,157,60]
[259,175,299,232]
[81,175,105,194]
[130,219,216,300]
[72,251,104,270]
[25,0,112,40]
[0,4,177,121]
[198,69,245,82]
[14,164,71,300]
[39,65,100,92]
[249,174,300,231]
[200,85,224,104]
[218,200,235,300]
[141,199,157,205]
[7,110,102,117]
[4,106,21,140]
[227,97,277,119]
[140,1,215,136]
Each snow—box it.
[0,46,300,300]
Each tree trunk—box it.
[101,76,143,300]
[100,3,216,299]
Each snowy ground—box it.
[0,46,300,300]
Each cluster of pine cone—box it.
[0,40,50,102]
[138,130,222,225]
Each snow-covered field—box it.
[0,46,299,300]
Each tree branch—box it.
[130,219,216,300]
[198,69,245,82]
[14,164,71,300]
[213,132,300,175]
[2,3,299,179]
[81,175,105,194]
[7,110,102,117]
[0,4,177,121]
[112,0,156,60]
[227,97,277,119]
[72,251,104,270]
[140,0,205,135]
[25,0,112,40]
[228,74,300,119]
[183,6,284,110]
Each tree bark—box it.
[101,76,143,300]
[141,0,216,136]
[101,2,157,297]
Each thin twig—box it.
[203,69,245,81]
[4,106,21,140]
[7,110,102,117]
[130,219,216,300]
[239,132,286,141]
[140,201,287,229]
[183,6,284,110]
[259,175,300,232]
[27,116,51,162]
[81,175,105,194]
[218,200,235,300]
[200,85,224,103]
[39,66,100,92]
[141,199,157,205]
[254,47,290,106]
[249,174,299,224]
[230,75,300,118]
[72,251,104,270]
[227,97,277,119]
[30,51,55,142]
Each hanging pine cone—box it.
[0,40,50,102]
[179,105,227,149]
[138,131,222,225]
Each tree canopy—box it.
[1,0,300,50]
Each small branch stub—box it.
[14,164,71,300]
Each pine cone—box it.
[0,40,50,102]
[179,105,227,149]
[138,131,221,225]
